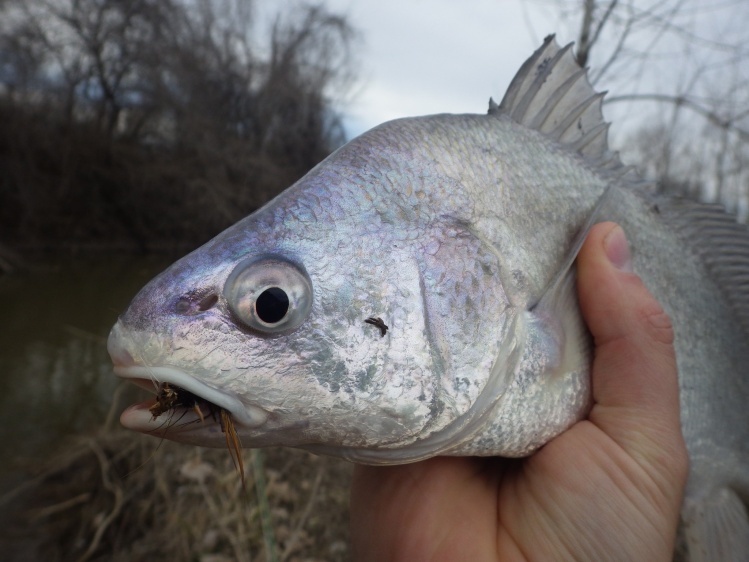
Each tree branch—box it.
[606,92,749,142]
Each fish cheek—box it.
[418,224,512,416]
[356,364,379,392]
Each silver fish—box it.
[108,36,749,559]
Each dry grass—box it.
[0,424,352,562]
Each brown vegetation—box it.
[0,0,358,256]
[0,426,352,562]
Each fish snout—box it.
[107,320,136,367]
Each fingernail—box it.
[604,225,632,272]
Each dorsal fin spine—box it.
[494,36,625,178]
[528,67,588,130]
[511,44,575,123]
[497,35,556,114]
[548,92,606,142]
[592,151,619,169]
[570,122,609,155]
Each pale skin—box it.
[350,222,689,562]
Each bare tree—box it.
[531,0,749,219]
[0,0,359,253]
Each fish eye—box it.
[223,256,312,334]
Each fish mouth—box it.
[114,365,269,432]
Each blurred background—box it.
[0,1,747,560]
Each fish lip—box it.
[114,365,268,428]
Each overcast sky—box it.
[310,0,749,167]
[320,0,560,136]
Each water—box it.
[0,256,173,493]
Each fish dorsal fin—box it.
[489,35,627,175]
[658,198,749,337]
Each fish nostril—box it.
[175,292,219,315]
[198,293,218,311]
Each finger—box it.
[577,222,678,417]
[575,222,688,528]
[576,222,688,481]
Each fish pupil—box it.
[256,287,289,324]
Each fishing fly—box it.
[150,382,207,422]
[150,382,246,489]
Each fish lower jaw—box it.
[114,365,268,429]
[119,400,227,447]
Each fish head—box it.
[109,125,517,460]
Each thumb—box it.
[576,222,686,474]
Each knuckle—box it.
[636,297,674,347]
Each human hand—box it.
[350,222,688,562]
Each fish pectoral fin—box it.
[684,487,749,561]
[531,183,617,314]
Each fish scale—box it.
[108,35,749,560]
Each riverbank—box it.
[0,415,352,561]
